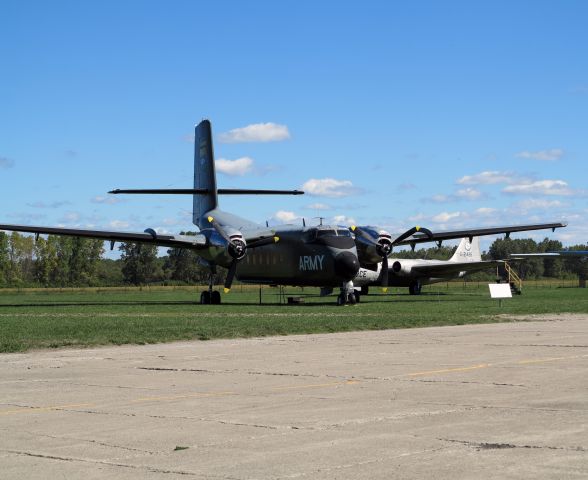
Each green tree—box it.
[0,232,9,286]
[33,236,59,286]
[119,242,161,285]
[7,232,35,285]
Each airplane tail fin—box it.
[193,119,218,227]
[450,237,481,262]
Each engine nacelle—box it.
[391,260,413,276]
[203,229,247,265]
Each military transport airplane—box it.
[0,119,568,305]
[351,236,503,298]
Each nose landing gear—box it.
[337,281,357,305]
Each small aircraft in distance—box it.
[0,119,568,305]
[351,236,503,297]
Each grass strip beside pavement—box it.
[1,285,587,352]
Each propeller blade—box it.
[207,216,233,244]
[224,259,239,293]
[248,236,280,249]
[380,257,389,293]
[392,226,433,245]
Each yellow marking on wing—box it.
[207,216,214,223]
[223,287,231,293]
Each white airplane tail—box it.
[449,237,481,263]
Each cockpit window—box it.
[336,229,352,237]
[316,229,336,237]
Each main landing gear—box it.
[200,267,222,304]
[337,281,359,305]
[408,281,422,295]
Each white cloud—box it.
[109,220,130,228]
[475,207,498,216]
[456,171,515,185]
[218,123,291,143]
[513,198,568,210]
[455,188,484,200]
[515,149,564,161]
[27,200,72,209]
[91,195,124,205]
[305,203,331,210]
[502,180,575,196]
[215,157,254,176]
[432,211,462,223]
[302,178,357,198]
[272,210,300,223]
[425,188,486,203]
[60,212,81,223]
[332,215,356,225]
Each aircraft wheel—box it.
[352,292,360,303]
[211,290,221,304]
[200,291,211,304]
[347,293,357,305]
[336,293,346,306]
[361,285,369,296]
[409,282,422,295]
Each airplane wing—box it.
[410,260,504,277]
[0,223,207,249]
[393,222,567,247]
[510,251,588,259]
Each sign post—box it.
[488,283,512,307]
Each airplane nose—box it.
[334,251,360,280]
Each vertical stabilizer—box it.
[450,237,481,262]
[193,120,218,227]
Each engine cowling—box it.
[391,260,412,276]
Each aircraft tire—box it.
[337,293,346,306]
[211,290,221,304]
[200,291,211,304]
[347,293,357,305]
[354,292,361,303]
[409,281,422,295]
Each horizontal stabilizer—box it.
[109,188,304,195]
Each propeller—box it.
[351,225,433,292]
[207,216,279,292]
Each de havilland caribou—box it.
[0,120,567,305]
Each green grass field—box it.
[1,282,587,352]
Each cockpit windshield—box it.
[313,228,352,238]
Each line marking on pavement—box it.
[405,354,588,378]
[3,355,586,417]
[131,391,236,403]
[0,403,95,416]
[271,380,359,391]
[407,364,491,377]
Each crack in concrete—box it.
[419,401,588,413]
[2,449,205,477]
[404,379,527,387]
[438,438,587,452]
[137,366,322,379]
[25,431,158,454]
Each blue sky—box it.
[2,0,587,255]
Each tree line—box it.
[0,231,586,288]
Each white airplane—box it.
[353,237,503,297]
